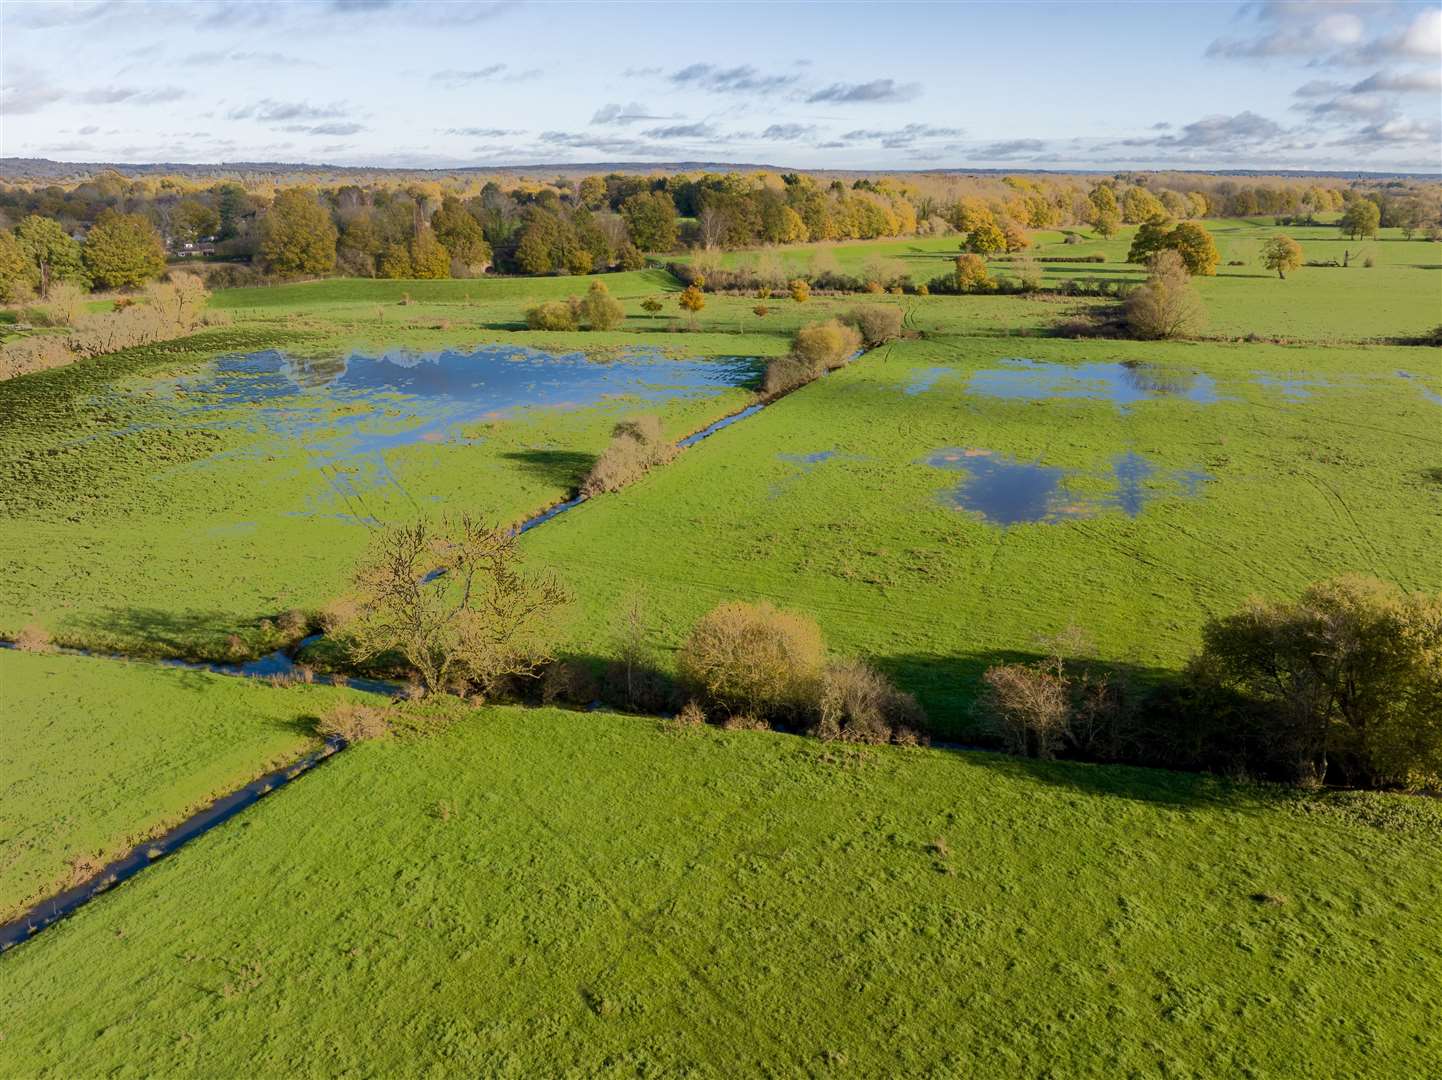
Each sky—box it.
[2,0,1440,173]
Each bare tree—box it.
[346,515,569,696]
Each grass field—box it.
[2,214,1438,1075]
[518,333,1442,734]
[0,648,364,922]
[674,218,1442,342]
[0,319,783,659]
[1,703,1437,1075]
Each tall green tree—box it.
[82,211,167,289]
[1261,236,1303,280]
[0,230,37,302]
[619,191,678,252]
[1340,200,1381,240]
[430,196,491,273]
[260,190,338,277]
[15,215,86,297]
[172,199,220,245]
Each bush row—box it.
[0,273,224,380]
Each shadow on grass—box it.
[61,606,250,660]
[499,448,597,489]
[872,649,1264,810]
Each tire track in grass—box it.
[504,785,794,1071]
[1300,469,1391,583]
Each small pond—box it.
[961,358,1219,411]
[923,448,1210,525]
[171,346,759,467]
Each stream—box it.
[0,376,791,953]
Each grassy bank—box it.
[1,703,1437,1075]
[0,648,366,922]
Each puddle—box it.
[906,366,956,395]
[1398,371,1442,405]
[923,448,1210,525]
[159,346,759,489]
[0,737,346,953]
[1254,374,1327,400]
[965,358,1219,411]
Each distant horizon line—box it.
[2,156,1438,181]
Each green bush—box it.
[678,601,826,722]
[845,305,903,347]
[525,300,578,331]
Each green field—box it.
[520,332,1442,733]
[0,648,364,922]
[676,219,1442,342]
[2,215,1439,1074]
[2,701,1438,1074]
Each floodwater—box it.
[924,448,1210,525]
[1398,370,1442,406]
[1254,374,1328,400]
[963,358,1219,411]
[905,366,957,395]
[172,346,760,466]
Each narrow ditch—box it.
[0,739,346,952]
[0,364,832,954]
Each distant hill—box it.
[2,157,1435,183]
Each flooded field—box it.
[923,447,1210,525]
[167,345,759,468]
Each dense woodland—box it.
[2,167,1440,300]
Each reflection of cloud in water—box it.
[155,345,759,515]
[923,447,1210,525]
[1398,370,1442,406]
[171,345,758,470]
[1254,373,1327,400]
[965,358,1219,412]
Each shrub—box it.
[678,601,826,722]
[539,658,599,706]
[953,253,990,292]
[1126,251,1205,339]
[978,660,1071,758]
[346,514,569,697]
[845,305,903,347]
[15,623,54,653]
[0,335,75,381]
[752,304,769,318]
[42,281,87,326]
[616,242,646,271]
[762,354,816,398]
[314,703,390,743]
[812,659,925,744]
[793,318,863,372]
[675,700,707,726]
[788,278,810,302]
[677,284,706,318]
[1194,575,1442,789]
[580,414,676,497]
[525,300,577,331]
[581,280,625,330]
[640,297,663,316]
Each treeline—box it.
[313,496,1442,794]
[4,169,1439,297]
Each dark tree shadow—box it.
[62,606,251,661]
[499,449,597,489]
[872,648,1266,811]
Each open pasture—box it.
[0,704,1437,1075]
[0,648,365,922]
[519,332,1442,734]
